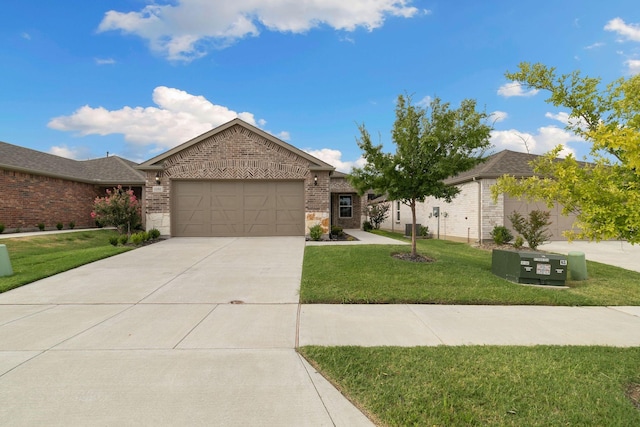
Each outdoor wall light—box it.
[314,174,318,186]
[155,172,161,185]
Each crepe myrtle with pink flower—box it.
[92,185,141,235]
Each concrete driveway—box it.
[0,237,372,426]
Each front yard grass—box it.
[0,230,133,293]
[300,232,640,305]
[299,345,640,426]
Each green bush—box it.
[331,225,344,237]
[68,221,75,229]
[56,222,64,230]
[37,223,45,231]
[419,225,430,237]
[0,223,4,234]
[363,221,373,231]
[118,234,129,246]
[148,228,161,239]
[514,235,524,249]
[109,236,119,246]
[130,232,146,245]
[309,224,323,241]
[490,225,513,245]
[508,210,552,250]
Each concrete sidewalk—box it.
[540,240,640,273]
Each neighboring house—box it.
[137,118,362,237]
[378,149,578,242]
[1,119,364,237]
[0,141,145,231]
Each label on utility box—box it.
[536,263,551,275]
[520,260,530,266]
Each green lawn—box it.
[300,346,640,426]
[300,232,640,305]
[0,230,133,293]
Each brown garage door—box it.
[172,180,305,237]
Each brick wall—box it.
[0,168,100,230]
[143,124,331,232]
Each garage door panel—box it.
[173,180,304,237]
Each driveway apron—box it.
[0,237,372,426]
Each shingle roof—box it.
[444,150,540,185]
[0,141,145,184]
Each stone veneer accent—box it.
[144,124,332,234]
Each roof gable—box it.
[444,150,541,185]
[138,118,335,171]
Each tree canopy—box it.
[491,62,640,243]
[349,94,492,256]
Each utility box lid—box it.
[492,249,567,286]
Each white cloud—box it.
[304,148,365,173]
[21,32,31,40]
[584,42,604,50]
[497,82,539,98]
[97,0,421,61]
[95,58,116,65]
[604,17,640,42]
[48,145,91,160]
[417,95,432,108]
[47,86,285,155]
[490,128,578,158]
[490,111,508,123]
[625,59,640,75]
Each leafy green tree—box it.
[492,62,640,243]
[92,185,141,236]
[349,94,492,257]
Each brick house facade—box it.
[137,119,337,237]
[0,141,145,232]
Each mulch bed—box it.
[392,252,435,263]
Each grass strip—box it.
[300,233,640,305]
[300,346,640,426]
[0,230,133,293]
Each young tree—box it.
[349,94,492,257]
[492,63,640,243]
[366,202,390,230]
[92,185,141,236]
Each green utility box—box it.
[492,249,567,286]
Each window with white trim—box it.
[339,195,352,218]
[396,201,401,222]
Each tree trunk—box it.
[410,200,417,257]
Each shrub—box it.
[419,225,430,237]
[331,225,344,237]
[514,235,524,249]
[130,232,145,245]
[118,234,129,246]
[363,221,373,231]
[37,223,45,231]
[109,236,119,246]
[56,222,64,230]
[68,221,75,229]
[490,225,513,245]
[0,223,4,234]
[309,224,323,241]
[91,186,141,235]
[148,228,161,240]
[366,202,390,230]
[508,210,552,250]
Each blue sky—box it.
[1,1,639,171]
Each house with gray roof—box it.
[1,118,364,236]
[0,141,145,231]
[378,149,578,242]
